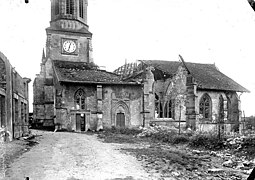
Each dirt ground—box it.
[97,132,253,180]
[1,130,159,180]
[1,130,253,180]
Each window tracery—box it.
[199,93,212,120]
[155,93,175,119]
[75,89,86,110]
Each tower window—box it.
[66,0,74,15]
[79,0,84,18]
[55,0,59,15]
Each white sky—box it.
[0,0,254,116]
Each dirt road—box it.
[4,130,155,180]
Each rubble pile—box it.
[137,125,179,138]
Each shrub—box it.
[103,126,142,135]
[172,134,190,144]
[189,132,226,150]
[240,136,255,157]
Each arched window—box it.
[219,95,224,121]
[227,97,231,121]
[164,100,174,118]
[66,0,74,15]
[79,0,84,18]
[169,100,175,118]
[159,102,163,118]
[55,0,59,15]
[75,89,86,110]
[199,94,212,120]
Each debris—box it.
[208,168,224,173]
[223,159,236,168]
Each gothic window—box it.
[55,0,59,15]
[24,104,27,122]
[219,95,224,121]
[155,93,175,119]
[227,97,231,121]
[0,95,5,127]
[164,100,174,118]
[21,102,24,121]
[199,93,212,120]
[75,89,86,110]
[66,0,74,15]
[159,102,163,118]
[169,100,174,118]
[79,0,84,18]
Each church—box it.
[33,0,145,131]
[33,0,249,134]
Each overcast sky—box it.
[0,0,254,116]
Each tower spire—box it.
[42,48,45,59]
[41,48,45,62]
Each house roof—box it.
[52,60,139,85]
[140,60,249,92]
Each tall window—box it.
[21,102,24,122]
[219,95,224,121]
[199,93,212,120]
[79,0,84,18]
[164,100,175,118]
[227,97,231,121]
[55,0,59,15]
[66,0,74,15]
[24,104,27,122]
[0,95,5,127]
[15,99,18,123]
[75,89,86,110]
[155,93,175,119]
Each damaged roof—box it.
[140,60,249,92]
[53,60,139,85]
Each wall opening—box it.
[116,113,125,128]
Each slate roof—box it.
[52,60,139,85]
[140,60,249,92]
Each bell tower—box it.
[45,0,93,63]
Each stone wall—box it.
[46,34,91,63]
[55,83,143,131]
[152,66,188,124]
[0,52,30,141]
[196,90,241,133]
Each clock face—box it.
[63,40,76,53]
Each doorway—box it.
[116,113,125,128]
[76,113,86,131]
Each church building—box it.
[33,0,249,134]
[114,58,250,133]
[33,0,145,131]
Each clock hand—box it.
[68,43,71,51]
